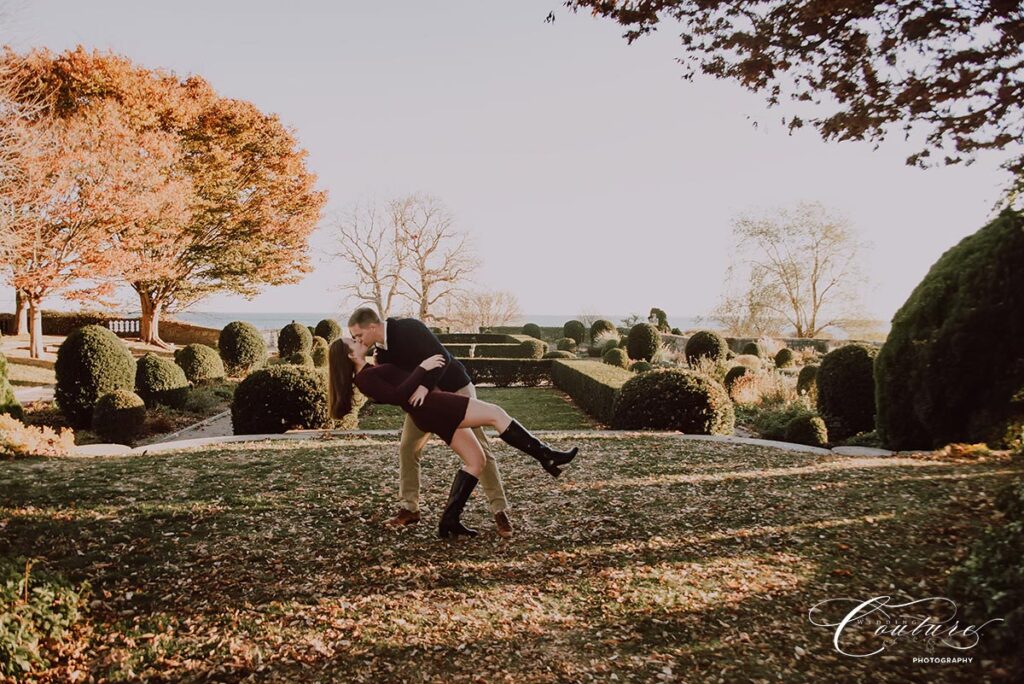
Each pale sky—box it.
[0,0,1013,321]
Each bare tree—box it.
[393,193,479,324]
[715,202,867,338]
[330,199,407,318]
[443,290,522,332]
[711,264,786,338]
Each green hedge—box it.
[461,359,552,387]
[438,333,520,344]
[444,344,474,358]
[551,359,632,425]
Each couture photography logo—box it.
[808,596,1003,662]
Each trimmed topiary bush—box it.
[627,323,661,362]
[774,348,795,368]
[314,319,342,343]
[563,320,586,345]
[0,352,22,420]
[174,343,225,385]
[612,368,734,434]
[685,330,729,366]
[741,341,762,356]
[602,347,630,369]
[797,364,819,397]
[817,343,878,443]
[733,354,762,371]
[784,413,829,447]
[278,321,313,358]
[219,321,267,376]
[518,339,546,359]
[55,325,136,428]
[630,360,654,373]
[91,390,146,444]
[876,210,1024,450]
[724,365,751,393]
[522,323,542,339]
[601,338,621,355]
[231,364,329,434]
[310,337,330,367]
[543,350,575,360]
[590,319,616,340]
[135,353,190,409]
[285,351,315,368]
[556,337,577,352]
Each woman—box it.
[328,337,579,539]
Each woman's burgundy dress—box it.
[354,363,470,445]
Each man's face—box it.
[349,322,380,347]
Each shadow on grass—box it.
[0,438,1019,682]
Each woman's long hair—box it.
[327,338,356,419]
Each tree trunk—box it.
[14,289,28,336]
[138,289,171,349]
[27,297,43,359]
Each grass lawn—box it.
[358,386,597,430]
[0,436,1019,682]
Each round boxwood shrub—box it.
[231,364,328,434]
[278,321,313,358]
[817,343,878,443]
[627,323,661,362]
[775,348,795,368]
[590,319,616,340]
[785,413,829,447]
[543,350,575,360]
[518,339,546,359]
[219,321,267,376]
[563,320,586,345]
[685,330,729,366]
[724,365,751,392]
[797,365,819,397]
[618,337,628,348]
[55,325,136,428]
[670,327,682,336]
[741,341,762,356]
[135,353,190,409]
[612,368,734,435]
[556,337,577,352]
[174,343,225,384]
[314,318,342,343]
[601,338,621,355]
[522,323,542,339]
[92,390,146,444]
[630,360,654,373]
[876,210,1024,450]
[1,377,23,420]
[285,351,315,367]
[310,336,330,367]
[603,347,630,369]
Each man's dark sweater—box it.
[373,317,472,392]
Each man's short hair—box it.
[348,307,382,328]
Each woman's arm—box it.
[357,365,428,406]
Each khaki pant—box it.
[398,383,509,514]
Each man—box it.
[348,307,514,538]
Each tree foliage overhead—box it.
[563,1,1024,198]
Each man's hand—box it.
[408,385,429,407]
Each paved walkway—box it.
[12,386,55,403]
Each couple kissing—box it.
[326,308,580,540]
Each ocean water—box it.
[170,311,707,333]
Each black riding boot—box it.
[438,469,479,539]
[498,419,579,477]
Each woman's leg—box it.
[458,398,512,432]
[449,428,487,478]
[439,429,487,539]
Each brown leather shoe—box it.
[494,511,513,538]
[385,508,421,526]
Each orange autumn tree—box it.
[3,48,325,347]
[1,101,188,357]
